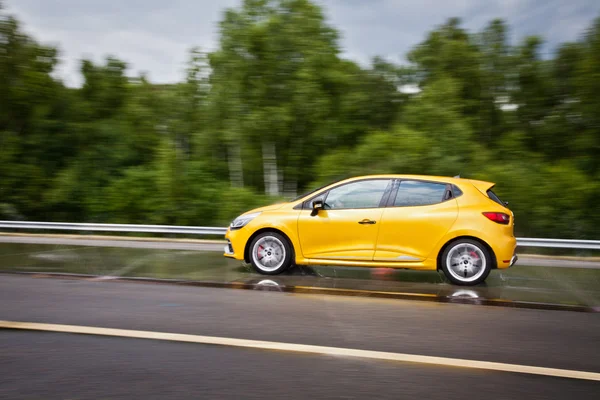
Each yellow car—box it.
[224,175,517,285]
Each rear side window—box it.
[394,180,448,207]
[487,190,505,206]
[452,185,463,198]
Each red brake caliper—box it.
[257,245,264,259]
[470,251,479,265]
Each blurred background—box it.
[1,0,599,239]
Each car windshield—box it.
[289,178,346,202]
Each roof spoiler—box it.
[469,179,496,194]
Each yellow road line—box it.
[1,320,599,382]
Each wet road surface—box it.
[1,275,600,398]
[1,234,599,268]
[1,241,599,308]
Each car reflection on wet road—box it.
[1,242,598,310]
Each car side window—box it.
[323,180,390,210]
[393,180,448,207]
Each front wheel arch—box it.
[436,236,497,270]
[244,228,296,265]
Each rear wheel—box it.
[441,239,491,286]
[249,232,293,275]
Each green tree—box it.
[1,2,599,240]
[209,0,370,196]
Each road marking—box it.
[1,320,599,382]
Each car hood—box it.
[242,202,288,215]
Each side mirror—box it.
[311,199,324,216]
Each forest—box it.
[1,0,599,239]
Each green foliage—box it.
[0,3,599,238]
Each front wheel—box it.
[441,239,492,286]
[249,232,293,275]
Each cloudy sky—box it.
[5,0,600,87]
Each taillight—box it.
[483,212,510,225]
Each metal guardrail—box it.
[0,221,227,236]
[0,220,599,250]
[516,238,600,250]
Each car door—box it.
[297,179,391,261]
[374,180,458,262]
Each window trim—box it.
[443,184,454,201]
[300,178,393,211]
[386,179,455,208]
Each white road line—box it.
[1,320,599,382]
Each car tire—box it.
[441,239,492,286]
[249,232,293,275]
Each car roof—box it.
[336,174,494,187]
[290,174,496,203]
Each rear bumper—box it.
[492,236,517,269]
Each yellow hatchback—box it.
[224,175,517,285]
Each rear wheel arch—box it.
[436,236,498,270]
[244,228,296,264]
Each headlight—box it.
[230,212,261,230]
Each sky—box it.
[4,0,600,87]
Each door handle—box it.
[358,219,376,225]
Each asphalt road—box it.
[1,275,599,399]
[3,330,599,400]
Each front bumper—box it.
[223,227,252,261]
[224,239,234,256]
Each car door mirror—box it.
[311,199,324,216]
